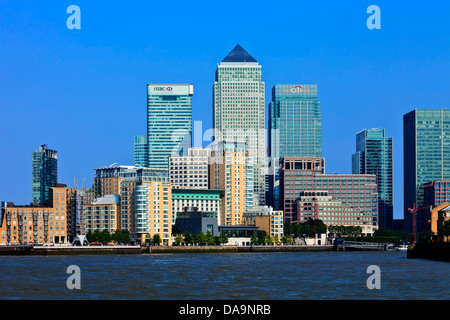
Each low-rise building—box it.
[171,188,224,225]
[0,187,76,245]
[218,225,259,246]
[295,190,375,235]
[175,209,219,237]
[243,206,283,240]
[430,202,450,242]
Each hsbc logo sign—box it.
[153,86,173,91]
[282,85,311,94]
[148,84,193,96]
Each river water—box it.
[0,251,448,300]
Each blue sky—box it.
[1,1,449,220]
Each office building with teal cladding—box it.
[147,84,193,168]
[269,84,322,160]
[267,84,321,209]
[352,129,393,230]
[134,135,148,167]
[404,109,450,233]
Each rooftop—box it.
[222,44,257,63]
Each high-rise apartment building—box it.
[268,84,322,209]
[169,147,211,189]
[403,109,450,233]
[147,84,193,168]
[92,165,169,243]
[32,144,58,205]
[134,181,172,245]
[280,157,378,234]
[134,135,148,167]
[213,45,266,206]
[352,129,393,230]
[209,141,254,225]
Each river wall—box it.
[144,245,334,254]
[0,244,335,255]
[407,243,450,262]
[0,245,141,256]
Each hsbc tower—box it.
[146,84,193,168]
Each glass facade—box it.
[404,109,450,233]
[134,135,148,167]
[32,144,57,205]
[352,129,393,230]
[269,84,322,159]
[147,84,193,169]
[268,84,322,210]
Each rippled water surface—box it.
[0,251,448,299]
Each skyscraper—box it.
[134,135,148,167]
[404,109,450,233]
[268,84,322,209]
[352,129,393,230]
[32,144,58,205]
[213,45,266,206]
[269,84,322,159]
[147,84,193,168]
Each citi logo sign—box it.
[282,86,311,94]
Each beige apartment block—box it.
[208,141,254,225]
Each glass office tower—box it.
[213,45,266,206]
[32,144,58,205]
[269,84,322,159]
[268,84,322,209]
[147,84,193,168]
[134,135,148,167]
[352,129,393,230]
[403,109,450,233]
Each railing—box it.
[343,241,385,250]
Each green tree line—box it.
[173,231,229,246]
[86,229,131,245]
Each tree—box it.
[196,231,207,245]
[205,231,215,245]
[257,230,268,245]
[99,229,111,244]
[218,232,228,245]
[111,229,130,244]
[184,232,193,245]
[144,233,152,246]
[86,231,94,243]
[152,234,162,246]
[174,235,184,245]
[251,234,258,245]
[112,229,130,244]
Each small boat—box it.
[395,244,408,251]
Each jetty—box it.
[407,243,450,261]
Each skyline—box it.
[1,1,450,222]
